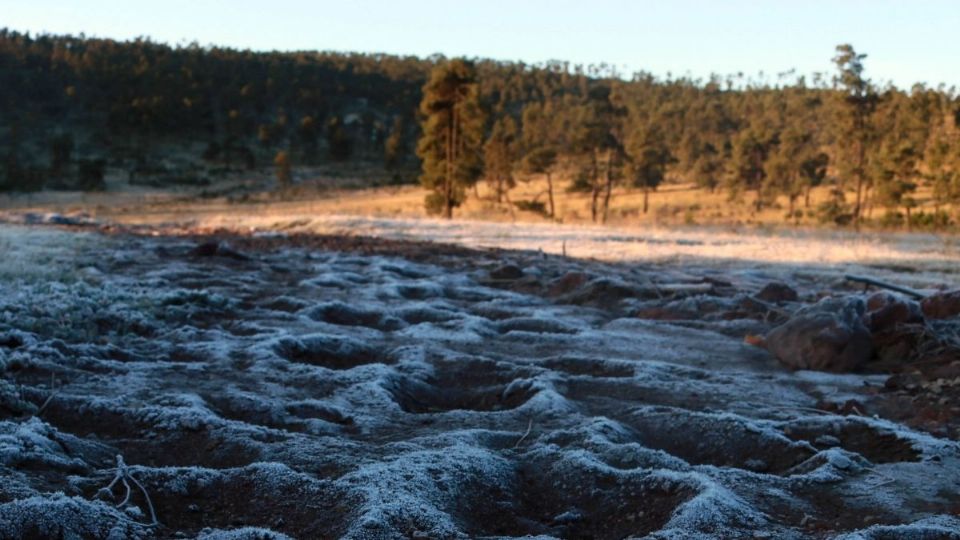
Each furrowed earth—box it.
[1,221,959,539]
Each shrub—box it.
[513,199,548,216]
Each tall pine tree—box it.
[417,59,485,218]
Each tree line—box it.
[418,47,960,230]
[1,30,958,230]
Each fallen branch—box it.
[36,373,60,418]
[844,275,925,300]
[97,455,159,527]
[513,418,533,448]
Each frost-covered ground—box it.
[1,223,959,539]
[126,212,960,267]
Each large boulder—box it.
[765,296,872,372]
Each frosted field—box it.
[0,222,959,539]
[162,212,960,267]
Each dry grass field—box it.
[1,165,953,235]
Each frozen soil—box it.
[0,224,959,539]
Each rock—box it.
[932,361,960,380]
[188,240,250,261]
[865,292,924,332]
[633,296,727,321]
[546,271,590,297]
[765,296,872,372]
[871,324,923,364]
[921,290,960,319]
[735,295,786,322]
[556,277,641,307]
[756,282,799,303]
[489,263,524,280]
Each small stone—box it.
[553,510,583,523]
[814,435,841,447]
[546,271,590,296]
[756,282,799,303]
[489,264,524,280]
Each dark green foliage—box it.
[513,199,548,216]
[274,150,292,187]
[384,116,406,170]
[417,59,485,218]
[299,115,320,162]
[326,115,353,161]
[626,124,672,213]
[484,116,519,204]
[1,29,958,230]
[49,133,73,175]
[76,159,106,191]
[1,155,44,192]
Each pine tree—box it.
[691,142,723,192]
[567,84,625,223]
[274,150,292,188]
[521,146,559,217]
[483,116,518,204]
[299,115,319,163]
[416,59,485,218]
[832,44,877,228]
[766,125,825,221]
[326,115,353,161]
[726,128,770,211]
[626,125,672,214]
[384,116,406,170]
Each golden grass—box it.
[1,167,956,233]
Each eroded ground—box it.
[1,224,959,539]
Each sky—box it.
[3,0,959,90]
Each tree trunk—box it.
[643,188,649,214]
[591,186,600,223]
[905,205,912,232]
[601,149,614,224]
[804,185,812,208]
[853,118,866,229]
[445,105,458,219]
[546,172,555,218]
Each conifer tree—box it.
[521,146,559,217]
[832,44,877,228]
[626,125,672,214]
[384,116,406,170]
[483,116,518,204]
[416,59,485,218]
[726,128,770,211]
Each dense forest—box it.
[2,29,959,229]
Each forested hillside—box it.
[2,30,959,229]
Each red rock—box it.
[765,296,872,372]
[921,290,960,320]
[546,271,589,297]
[756,282,799,303]
[866,292,924,332]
